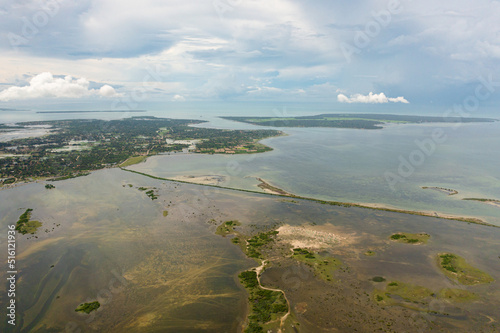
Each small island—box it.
[135,186,159,200]
[75,301,100,314]
[292,248,342,282]
[421,186,458,195]
[438,253,494,285]
[373,281,476,308]
[214,221,289,332]
[45,184,55,189]
[256,178,294,196]
[374,281,434,308]
[15,208,42,235]
[238,270,288,332]
[389,232,430,244]
[463,198,500,208]
[215,220,241,237]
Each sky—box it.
[0,0,499,113]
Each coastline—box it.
[3,166,494,228]
[120,168,498,228]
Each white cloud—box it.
[1,1,499,104]
[0,72,119,101]
[172,94,186,101]
[337,92,409,104]
[99,84,119,97]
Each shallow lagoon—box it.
[1,168,499,332]
[129,120,500,225]
[1,108,500,331]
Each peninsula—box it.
[221,113,497,129]
[0,117,283,186]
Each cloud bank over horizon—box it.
[0,0,499,108]
[0,72,119,101]
[337,92,409,104]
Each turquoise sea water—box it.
[2,106,500,224]
[129,119,500,225]
[1,105,500,331]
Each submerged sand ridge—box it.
[171,175,226,185]
[276,225,347,250]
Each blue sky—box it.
[0,0,499,112]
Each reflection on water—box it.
[0,168,499,332]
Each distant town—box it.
[0,116,282,186]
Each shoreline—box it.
[3,165,495,228]
[256,177,295,196]
[120,168,498,228]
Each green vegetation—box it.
[257,178,293,196]
[45,184,55,189]
[292,248,342,281]
[0,117,282,184]
[119,155,147,167]
[214,223,287,332]
[163,210,168,217]
[463,198,500,207]
[390,232,430,244]
[15,209,42,235]
[215,220,241,236]
[372,276,386,282]
[75,301,100,314]
[438,288,477,302]
[437,253,494,285]
[145,189,158,200]
[364,250,376,256]
[279,199,297,203]
[238,270,288,332]
[123,168,499,228]
[1,177,16,185]
[222,113,496,129]
[375,281,478,308]
[48,172,90,181]
[462,198,500,202]
[246,230,279,259]
[373,281,434,307]
[421,186,458,195]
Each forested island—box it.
[222,113,497,129]
[0,117,282,185]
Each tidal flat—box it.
[0,168,499,332]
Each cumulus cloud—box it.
[0,72,119,101]
[99,84,119,97]
[337,92,409,104]
[172,94,186,101]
